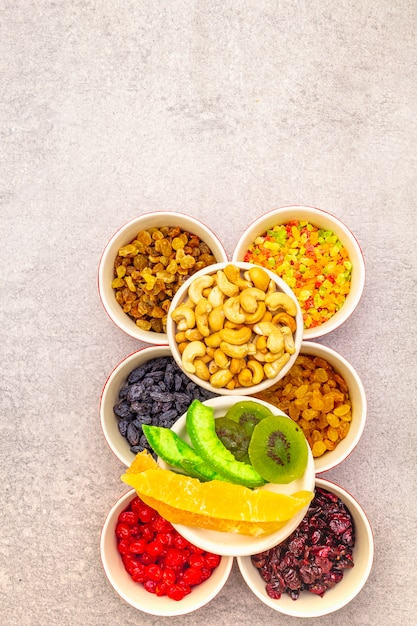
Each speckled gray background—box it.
[1,1,416,625]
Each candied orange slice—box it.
[121,451,313,526]
[139,493,285,536]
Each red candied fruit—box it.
[116,496,222,601]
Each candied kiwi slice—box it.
[142,424,227,482]
[224,400,274,437]
[248,415,308,484]
[215,416,251,463]
[186,400,266,488]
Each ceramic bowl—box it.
[232,205,365,339]
[237,477,374,617]
[166,261,303,396]
[98,211,228,344]
[251,341,367,474]
[157,395,315,557]
[100,489,233,616]
[100,345,217,467]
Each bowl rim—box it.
[97,210,229,344]
[296,340,367,474]
[231,204,366,339]
[100,345,173,466]
[236,476,374,617]
[100,488,234,616]
[166,260,304,396]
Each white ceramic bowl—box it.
[232,205,365,339]
[252,341,367,474]
[100,489,233,616]
[157,395,315,557]
[98,211,228,343]
[237,477,374,617]
[166,261,303,396]
[100,345,217,467]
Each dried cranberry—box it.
[251,487,355,601]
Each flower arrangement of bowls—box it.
[236,477,374,618]
[166,261,304,396]
[100,489,234,616]
[232,205,365,340]
[98,207,372,616]
[98,212,228,344]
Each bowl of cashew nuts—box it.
[166,262,304,395]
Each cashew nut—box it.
[272,311,297,333]
[264,353,291,378]
[247,359,264,385]
[223,296,246,324]
[188,275,215,305]
[208,305,225,332]
[244,301,267,324]
[230,357,246,374]
[181,341,207,374]
[216,270,239,297]
[209,368,234,388]
[237,368,254,387]
[219,326,252,346]
[204,331,222,348]
[223,264,252,290]
[171,304,195,330]
[195,299,212,337]
[207,285,225,308]
[219,341,250,359]
[248,266,270,292]
[253,321,285,354]
[239,287,266,314]
[281,325,296,354]
[193,358,210,381]
[184,328,204,342]
[265,291,297,316]
[213,347,230,369]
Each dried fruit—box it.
[121,451,313,536]
[253,354,351,457]
[251,486,355,600]
[117,494,222,600]
[112,226,217,332]
[113,356,216,456]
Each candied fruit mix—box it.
[251,486,355,600]
[243,220,352,329]
[253,354,351,457]
[112,226,217,333]
[116,496,221,601]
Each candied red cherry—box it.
[137,503,157,524]
[167,584,187,601]
[165,548,186,569]
[115,522,131,541]
[116,539,131,555]
[155,581,169,597]
[161,567,176,586]
[151,515,173,533]
[146,564,163,582]
[146,540,164,557]
[131,564,147,583]
[188,553,205,569]
[205,553,221,569]
[141,524,155,542]
[128,539,147,554]
[157,531,175,546]
[182,566,203,586]
[199,566,212,582]
[174,534,190,550]
[143,579,157,594]
[118,511,137,525]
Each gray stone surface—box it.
[1,1,416,624]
